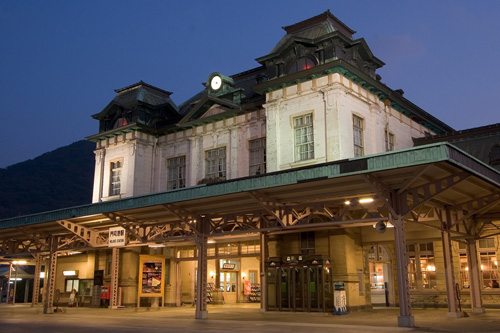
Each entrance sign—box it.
[108,227,126,247]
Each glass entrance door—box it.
[220,271,237,303]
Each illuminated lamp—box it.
[63,270,79,277]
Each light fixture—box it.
[344,200,351,205]
[242,272,247,279]
[40,272,45,278]
[63,270,78,276]
[12,260,27,265]
[207,240,216,244]
[148,244,166,248]
[359,198,374,204]
[210,271,215,278]
[9,278,22,281]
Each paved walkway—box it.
[1,303,500,332]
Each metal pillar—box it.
[109,247,120,309]
[44,237,58,314]
[6,263,12,304]
[195,217,208,319]
[13,262,18,305]
[466,238,485,313]
[391,209,415,327]
[442,207,461,317]
[260,232,268,312]
[32,253,42,307]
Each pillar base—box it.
[472,307,485,314]
[398,315,415,327]
[195,310,208,319]
[447,311,468,318]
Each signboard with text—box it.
[108,227,126,247]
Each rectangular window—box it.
[65,279,79,293]
[407,242,436,290]
[249,138,266,175]
[480,251,499,288]
[385,130,395,151]
[205,147,226,180]
[294,114,314,161]
[167,156,186,190]
[353,115,364,157]
[300,231,315,254]
[109,160,122,196]
[460,253,470,289]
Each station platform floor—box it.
[1,303,500,332]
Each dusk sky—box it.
[1,0,499,168]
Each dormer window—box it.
[113,117,128,129]
[288,57,316,75]
[490,145,500,165]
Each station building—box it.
[1,11,500,328]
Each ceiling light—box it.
[359,198,374,204]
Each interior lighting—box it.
[12,260,27,265]
[148,244,166,248]
[63,270,78,276]
[426,265,436,272]
[210,271,215,278]
[359,198,374,204]
[207,240,216,244]
[344,200,351,205]
[40,272,45,278]
[242,272,247,279]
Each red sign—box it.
[244,280,251,295]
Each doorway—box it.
[368,245,394,306]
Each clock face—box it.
[210,75,222,91]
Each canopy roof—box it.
[1,143,499,253]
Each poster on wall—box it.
[138,255,165,297]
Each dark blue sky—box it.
[1,0,499,168]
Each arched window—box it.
[288,57,316,75]
[113,117,128,129]
[490,145,500,165]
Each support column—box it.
[260,232,268,312]
[442,208,462,317]
[109,247,120,309]
[466,238,485,313]
[6,263,12,304]
[44,237,58,314]
[391,207,414,327]
[32,253,42,307]
[195,217,208,319]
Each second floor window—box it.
[294,114,314,161]
[385,130,395,151]
[353,115,364,157]
[205,147,226,180]
[249,138,266,175]
[109,160,122,196]
[167,156,186,190]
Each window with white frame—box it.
[109,160,122,196]
[167,156,186,190]
[407,242,436,290]
[385,130,395,151]
[353,115,364,157]
[249,138,266,176]
[294,114,314,161]
[205,147,226,180]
